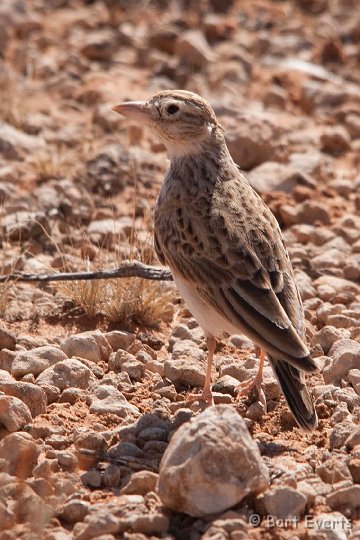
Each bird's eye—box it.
[166,104,179,115]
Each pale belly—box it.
[173,272,238,338]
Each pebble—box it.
[11,346,67,377]
[0,378,46,416]
[108,350,145,381]
[164,340,206,387]
[121,471,158,495]
[326,485,360,515]
[61,332,112,364]
[89,385,140,418]
[323,339,360,382]
[105,331,136,352]
[260,486,307,520]
[36,359,97,392]
[0,432,40,478]
[0,327,16,350]
[0,395,32,432]
[157,405,269,516]
[60,499,90,524]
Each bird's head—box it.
[112,90,224,158]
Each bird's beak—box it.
[111,101,149,122]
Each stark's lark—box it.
[113,90,318,431]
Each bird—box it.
[112,89,319,431]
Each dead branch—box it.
[0,261,173,283]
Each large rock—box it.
[164,340,206,387]
[247,162,314,194]
[157,405,269,517]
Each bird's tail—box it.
[270,357,318,431]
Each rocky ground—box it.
[0,0,360,538]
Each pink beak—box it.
[112,101,149,122]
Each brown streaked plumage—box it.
[113,90,319,431]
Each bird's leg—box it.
[187,336,216,405]
[236,349,266,408]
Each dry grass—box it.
[58,231,175,329]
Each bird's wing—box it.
[156,179,315,370]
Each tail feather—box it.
[270,357,318,431]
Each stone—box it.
[108,350,145,381]
[11,346,67,377]
[117,511,169,535]
[61,332,112,363]
[0,327,16,350]
[247,162,314,194]
[74,511,119,539]
[306,512,351,540]
[175,30,214,68]
[323,340,360,383]
[121,471,158,495]
[261,486,307,520]
[164,340,206,387]
[0,432,40,477]
[313,276,360,302]
[81,469,102,488]
[1,211,49,242]
[36,359,97,391]
[314,326,351,355]
[321,127,351,155]
[61,499,90,523]
[316,458,352,484]
[345,425,360,450]
[89,385,139,418]
[225,114,279,170]
[0,379,46,416]
[326,485,360,515]
[105,331,135,352]
[157,405,269,517]
[348,369,360,397]
[87,218,133,245]
[0,122,44,159]
[0,395,32,432]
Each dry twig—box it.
[0,261,173,284]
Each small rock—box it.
[260,486,307,520]
[109,350,145,381]
[61,499,90,524]
[0,432,40,477]
[247,162,314,194]
[89,385,139,418]
[11,346,67,377]
[323,339,360,383]
[321,127,351,155]
[81,469,102,489]
[326,485,360,515]
[175,30,214,68]
[0,395,32,432]
[0,327,16,350]
[157,405,269,517]
[0,379,46,416]
[36,359,97,391]
[74,510,119,540]
[105,331,136,352]
[307,512,351,540]
[164,340,206,387]
[61,332,112,363]
[121,471,158,495]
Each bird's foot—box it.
[187,386,214,406]
[236,376,267,410]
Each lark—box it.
[113,90,318,431]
